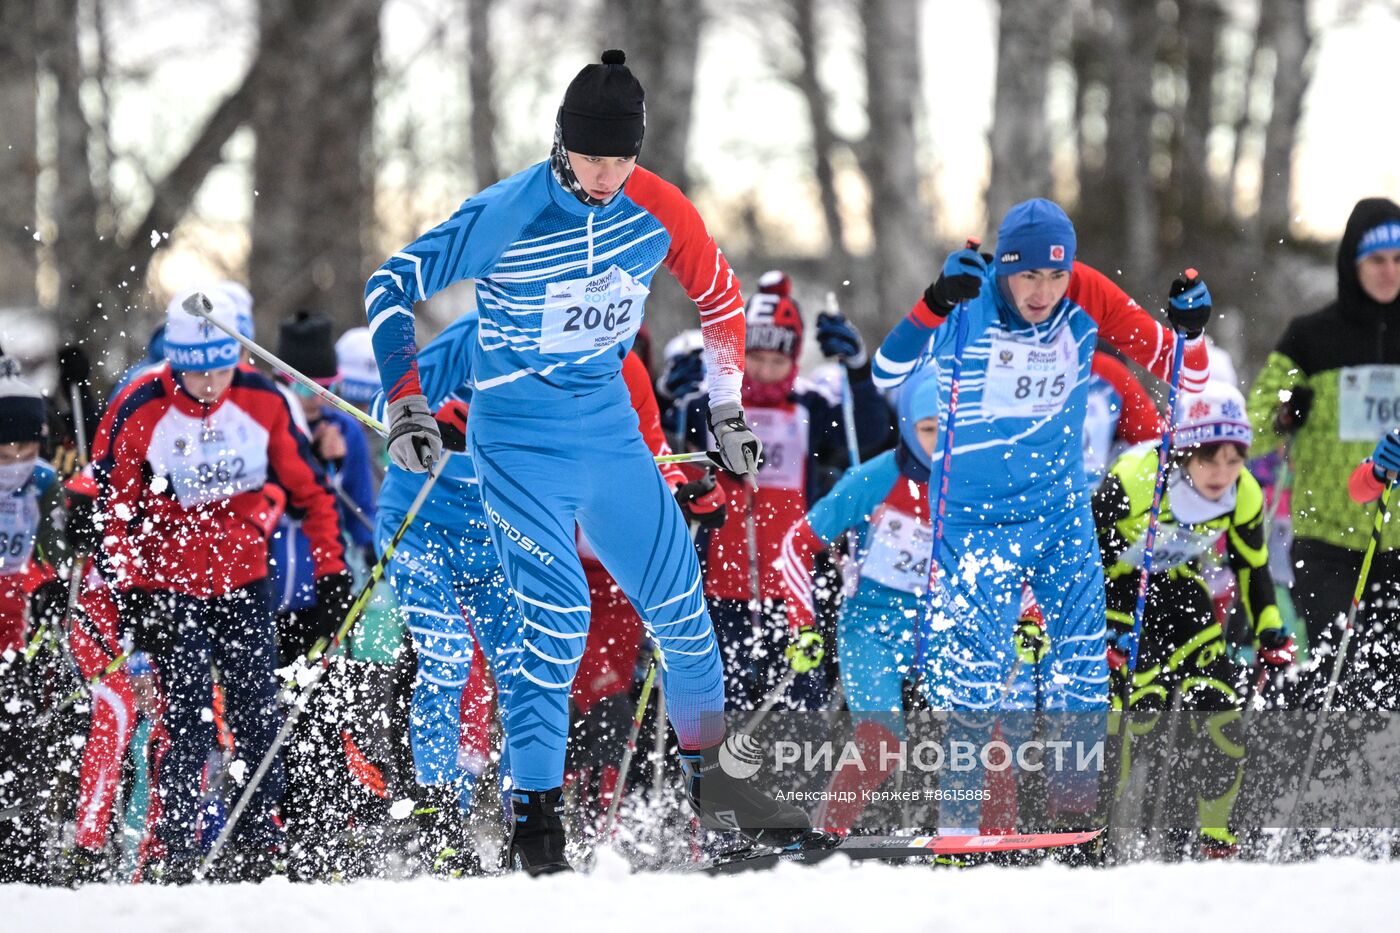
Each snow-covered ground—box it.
[9,854,1398,933]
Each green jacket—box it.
[1246,196,1400,553]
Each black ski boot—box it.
[415,784,482,878]
[679,744,813,847]
[507,788,572,876]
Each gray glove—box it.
[708,401,762,479]
[386,394,442,472]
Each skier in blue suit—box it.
[365,51,808,873]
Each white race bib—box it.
[983,326,1078,419]
[148,406,271,509]
[747,407,809,491]
[0,494,40,576]
[539,265,647,356]
[1337,366,1400,442]
[1119,521,1222,573]
[860,506,932,595]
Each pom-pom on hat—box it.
[335,327,381,404]
[994,198,1077,275]
[558,49,646,158]
[1173,381,1252,450]
[278,310,339,386]
[0,357,47,445]
[165,290,243,372]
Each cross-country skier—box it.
[91,293,353,882]
[776,364,939,830]
[1246,197,1400,709]
[365,50,810,873]
[1094,381,1292,856]
[870,198,1212,717]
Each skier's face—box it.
[915,417,940,457]
[0,441,39,465]
[178,366,236,404]
[746,349,794,385]
[1183,443,1245,501]
[566,151,636,203]
[1358,248,1400,305]
[1005,269,1070,323]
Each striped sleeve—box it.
[623,167,746,410]
[872,297,951,391]
[1071,262,1210,392]
[364,174,539,402]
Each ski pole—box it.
[1276,477,1393,861]
[826,291,862,471]
[918,238,982,675]
[603,648,661,839]
[198,454,449,878]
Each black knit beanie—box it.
[557,50,646,157]
[277,310,339,385]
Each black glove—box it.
[117,588,176,657]
[815,312,866,367]
[28,579,68,631]
[57,345,92,393]
[674,469,728,529]
[1166,268,1212,338]
[922,248,988,316]
[434,400,469,453]
[309,571,356,644]
[1275,385,1314,435]
[62,476,101,553]
[661,348,705,402]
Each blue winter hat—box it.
[896,363,942,470]
[164,289,242,372]
[994,198,1077,275]
[1356,221,1400,262]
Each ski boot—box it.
[507,788,572,876]
[679,744,817,848]
[414,784,483,878]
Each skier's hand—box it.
[434,399,470,453]
[1015,619,1049,665]
[1166,268,1212,339]
[28,580,68,631]
[58,344,92,394]
[386,393,442,473]
[675,469,728,529]
[922,248,987,317]
[786,628,826,673]
[816,312,866,367]
[1105,625,1130,672]
[309,570,356,643]
[1256,627,1296,669]
[312,419,348,466]
[708,402,763,480]
[1371,428,1400,481]
[117,588,176,658]
[1275,384,1313,434]
[661,348,705,402]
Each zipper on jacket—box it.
[586,211,595,275]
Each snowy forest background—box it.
[0,0,1397,393]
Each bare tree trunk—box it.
[1256,0,1311,241]
[250,0,382,336]
[466,0,501,188]
[1069,0,1111,238]
[1102,0,1160,294]
[1171,0,1224,235]
[988,0,1070,228]
[41,0,103,341]
[859,0,928,321]
[785,0,851,280]
[600,0,704,193]
[1227,4,1268,216]
[0,0,39,308]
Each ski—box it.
[693,829,1104,874]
